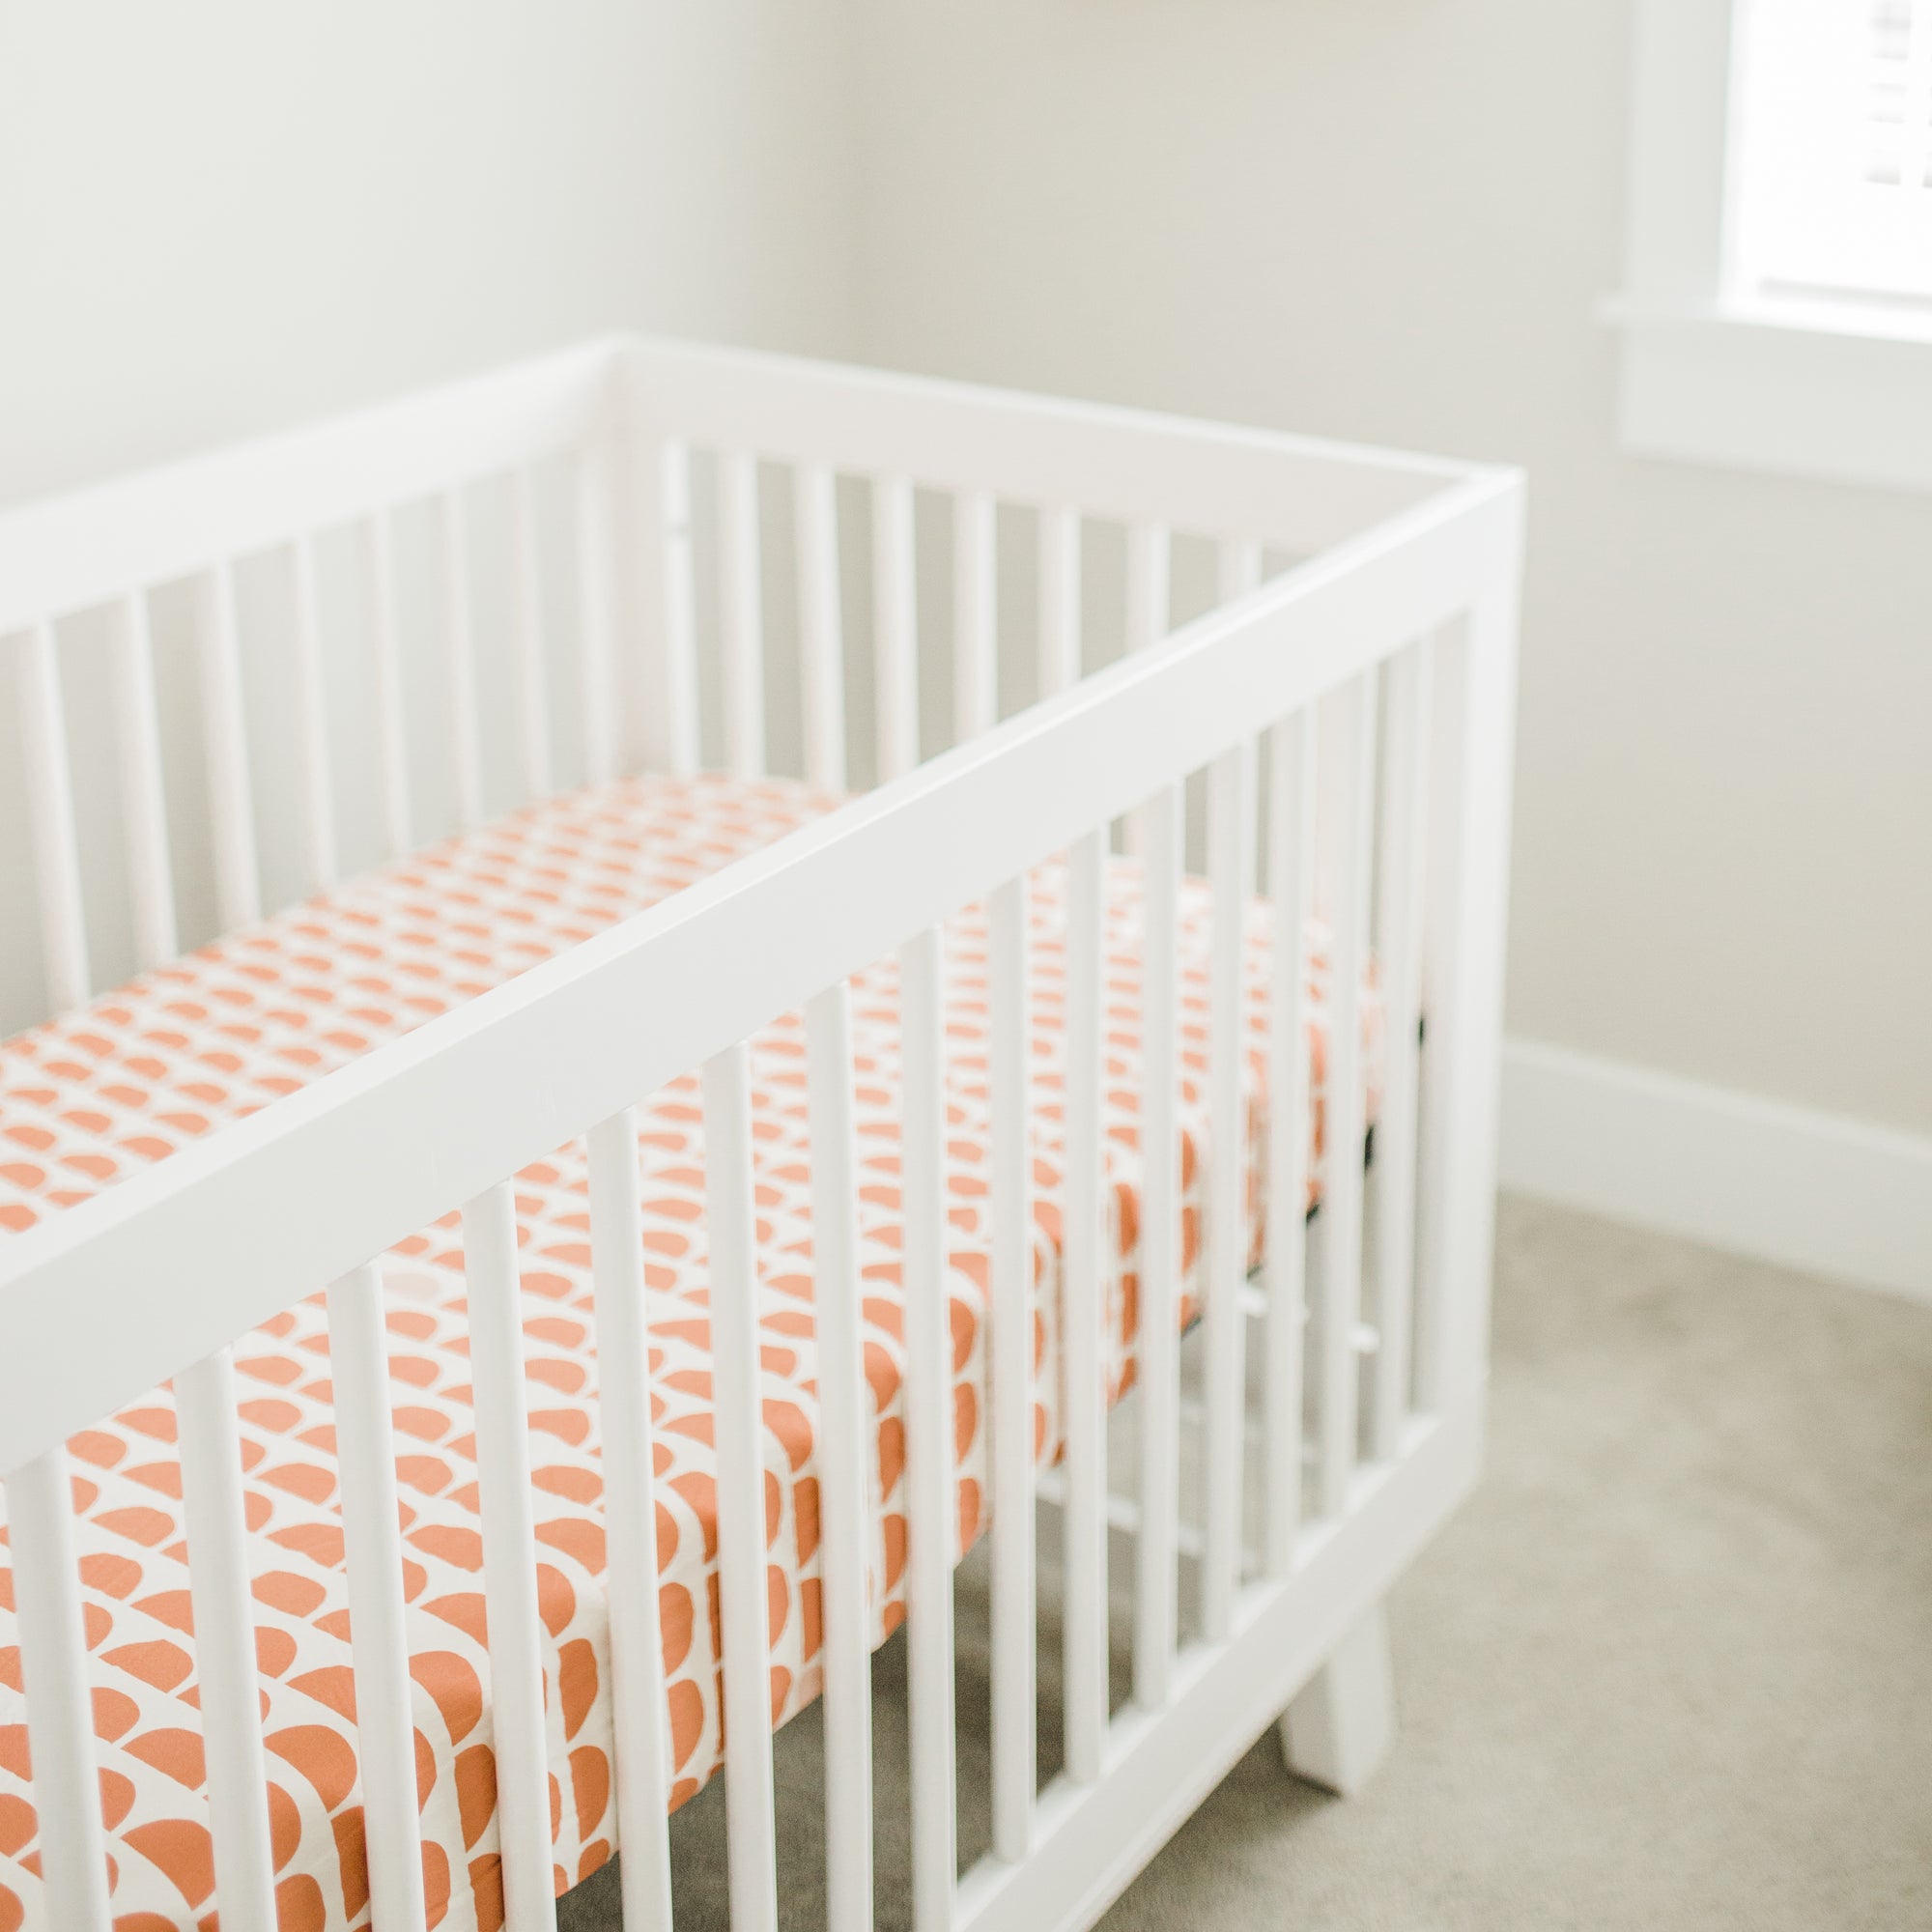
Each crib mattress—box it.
[0,772,1375,1932]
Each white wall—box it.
[0,0,861,506]
[847,0,1932,1142]
[0,0,864,1032]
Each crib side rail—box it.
[0,467,1517,1474]
[1,338,632,1028]
[1,447,1520,1932]
[0,340,619,639]
[615,339,1491,787]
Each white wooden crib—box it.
[0,337,1521,1932]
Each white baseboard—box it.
[1498,1038,1932,1303]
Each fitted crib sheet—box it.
[0,771,1378,1932]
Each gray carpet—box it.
[563,1197,1932,1929]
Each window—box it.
[1730,0,1932,306]
[1614,0,1932,492]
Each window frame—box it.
[1613,0,1932,493]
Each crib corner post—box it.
[1278,1600,1397,1799]
[1415,484,1524,1420]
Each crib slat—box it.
[1263,709,1316,1577]
[587,1111,675,1932]
[702,1042,781,1932]
[986,874,1036,1859]
[1037,505,1081,699]
[197,562,263,931]
[112,591,179,970]
[6,1447,112,1931]
[290,533,338,893]
[872,473,919,782]
[576,443,619,787]
[1126,522,1170,655]
[1063,827,1109,1785]
[1219,536,1264,606]
[805,983,876,1930]
[463,1182,557,1932]
[720,450,767,780]
[1201,741,1255,1641]
[175,1346,278,1932]
[658,440,702,779]
[17,619,91,1011]
[327,1261,430,1932]
[511,467,554,801]
[1314,672,1377,1519]
[1131,780,1181,1710]
[953,489,997,743]
[795,462,847,794]
[440,491,484,832]
[1370,639,1435,1458]
[900,923,959,1931]
[365,512,413,860]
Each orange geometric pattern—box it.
[0,772,1378,1932]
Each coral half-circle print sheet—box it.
[0,771,1379,1932]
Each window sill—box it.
[1606,296,1932,495]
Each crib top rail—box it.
[627,336,1466,560]
[0,337,619,637]
[0,331,1473,641]
[0,462,1520,1479]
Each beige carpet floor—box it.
[562,1196,1932,1929]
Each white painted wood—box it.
[986,874,1037,1859]
[0,339,610,637]
[1500,1037,1932,1305]
[0,334,1520,1932]
[575,440,619,787]
[795,462,847,793]
[804,984,876,1931]
[702,1042,781,1932]
[1220,537,1264,602]
[0,465,1517,1480]
[719,450,767,780]
[1131,781,1181,1710]
[197,562,261,930]
[1037,505,1081,698]
[1200,741,1254,1641]
[1279,1602,1397,1798]
[1416,556,1522,1414]
[1604,0,1932,491]
[1125,522,1170,655]
[1062,828,1109,1786]
[1614,299,1932,496]
[1262,710,1316,1577]
[6,1446,112,1931]
[953,1396,1483,1932]
[1313,672,1377,1519]
[289,533,338,894]
[625,338,1464,569]
[365,511,413,860]
[326,1260,430,1932]
[462,1181,557,1932]
[1369,639,1434,1459]
[16,619,91,1012]
[440,491,485,832]
[175,1345,278,1932]
[511,466,553,801]
[111,591,179,970]
[953,488,997,741]
[587,1110,675,1932]
[899,924,959,1932]
[654,440,702,780]
[872,473,919,782]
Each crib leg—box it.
[1278,1601,1396,1797]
